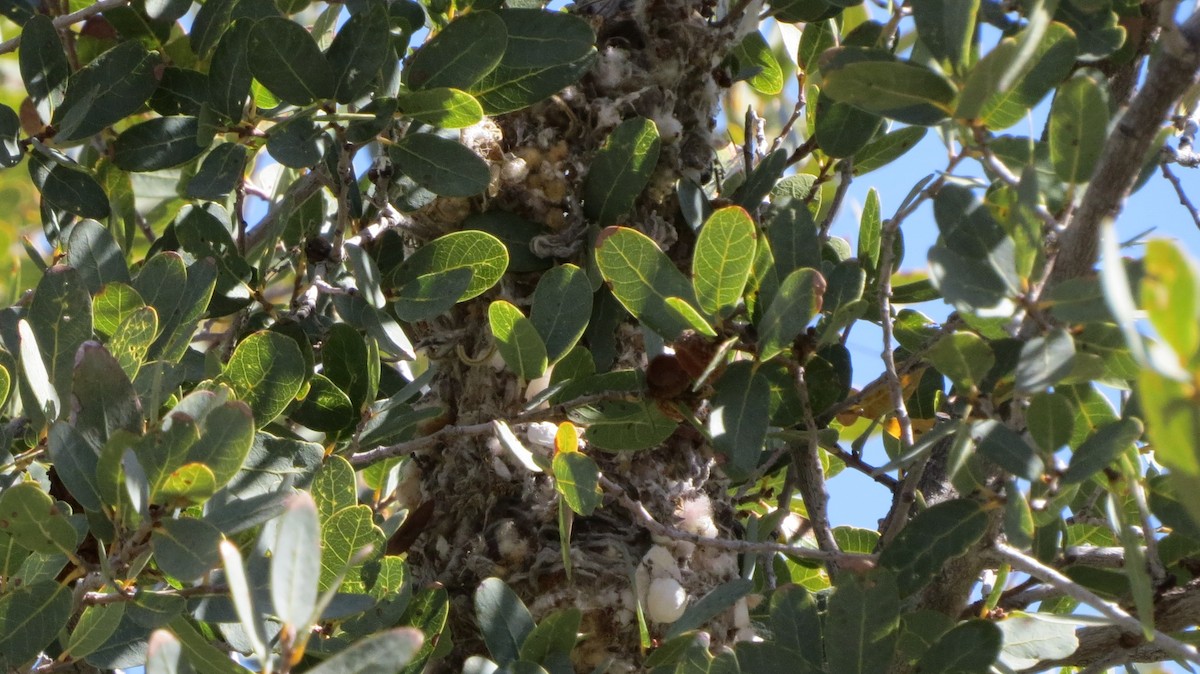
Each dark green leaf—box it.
[72,341,141,447]
[209,21,253,122]
[249,17,336,105]
[35,156,111,219]
[570,400,677,451]
[267,117,329,169]
[470,52,595,115]
[476,578,536,665]
[917,620,1002,674]
[322,324,376,412]
[187,143,248,200]
[0,104,21,168]
[494,8,594,68]
[1063,417,1142,484]
[582,117,661,227]
[814,91,883,158]
[971,419,1044,480]
[53,41,160,142]
[327,2,390,103]
[820,49,957,125]
[826,571,900,674]
[1049,73,1109,183]
[710,361,771,476]
[406,11,506,90]
[958,23,1078,129]
[519,607,582,666]
[853,126,927,176]
[19,14,70,103]
[67,604,125,661]
[391,267,474,323]
[880,499,989,596]
[1026,391,1076,453]
[151,517,223,582]
[27,265,92,407]
[113,117,205,172]
[291,374,356,432]
[530,264,592,364]
[1016,328,1075,393]
[65,219,131,294]
[0,580,73,668]
[911,0,979,68]
[758,268,824,361]
[389,133,491,197]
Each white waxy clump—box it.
[645,577,687,624]
[525,421,559,450]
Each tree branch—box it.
[1049,10,1200,285]
[994,543,1200,669]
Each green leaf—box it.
[135,254,217,363]
[18,319,59,421]
[1049,73,1109,183]
[813,91,884,159]
[476,578,536,665]
[853,126,927,176]
[494,8,594,68]
[327,2,390,103]
[312,454,357,524]
[72,342,142,447]
[266,117,328,169]
[27,265,92,408]
[553,450,601,516]
[665,297,716,337]
[249,17,336,105]
[392,230,508,302]
[570,400,677,451]
[710,361,771,476]
[93,282,145,338]
[48,422,101,511]
[1142,239,1200,364]
[272,492,321,630]
[0,104,22,168]
[208,20,253,122]
[1004,481,1034,549]
[0,580,73,668]
[971,419,1044,480]
[1063,417,1143,484]
[594,226,695,340]
[187,143,248,200]
[0,482,77,555]
[469,52,595,115]
[65,220,130,295]
[389,133,491,197]
[407,12,506,90]
[398,588,449,674]
[319,505,385,591]
[732,31,785,94]
[757,268,824,361]
[1015,328,1075,393]
[392,267,474,323]
[53,41,160,142]
[911,0,979,69]
[916,620,1001,674]
[958,23,1078,130]
[145,629,182,674]
[396,88,484,128]
[306,629,423,674]
[113,117,205,172]
[291,374,356,432]
[34,156,111,219]
[582,118,662,227]
[151,517,223,582]
[826,571,900,674]
[519,607,582,666]
[109,306,158,380]
[322,324,376,411]
[693,206,756,318]
[879,499,989,596]
[218,330,307,426]
[529,264,592,364]
[927,332,994,391]
[67,604,125,660]
[820,49,957,125]
[489,300,548,380]
[1026,391,1076,452]
[19,14,70,104]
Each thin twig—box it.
[993,543,1200,668]
[817,159,854,242]
[599,475,876,565]
[0,0,131,55]
[793,366,840,574]
[1159,161,1200,231]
